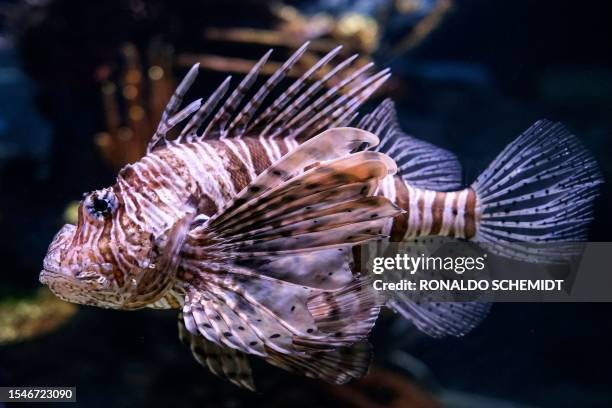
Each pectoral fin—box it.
[178,312,255,391]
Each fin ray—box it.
[265,342,372,384]
[358,99,463,191]
[149,43,388,150]
[471,120,603,262]
[178,312,255,391]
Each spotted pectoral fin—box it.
[188,151,401,258]
[183,276,324,356]
[178,312,255,391]
[358,99,463,191]
[181,271,381,358]
[233,248,354,290]
[296,275,381,350]
[181,300,371,387]
[182,129,400,283]
[265,341,372,384]
[207,127,387,226]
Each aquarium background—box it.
[1,0,611,407]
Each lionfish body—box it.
[41,43,602,389]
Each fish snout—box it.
[40,224,76,284]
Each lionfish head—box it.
[40,186,189,310]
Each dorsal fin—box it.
[358,99,463,191]
[148,63,200,153]
[179,76,231,138]
[225,42,310,137]
[146,43,389,152]
[247,46,344,134]
[202,49,273,138]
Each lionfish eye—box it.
[92,197,109,213]
[85,189,117,218]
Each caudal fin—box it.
[472,120,603,262]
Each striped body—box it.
[119,136,295,309]
[130,136,480,311]
[44,133,478,311]
[141,135,479,247]
[116,135,300,246]
[141,137,478,247]
[147,136,299,216]
[137,137,478,291]
[378,176,478,241]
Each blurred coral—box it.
[0,288,77,345]
[96,42,176,169]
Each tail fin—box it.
[472,120,603,261]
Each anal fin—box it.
[265,342,372,385]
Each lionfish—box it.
[40,43,602,390]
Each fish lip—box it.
[39,267,65,285]
[40,258,63,284]
[41,223,76,285]
[39,269,50,285]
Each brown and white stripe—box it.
[380,175,478,241]
[115,134,308,242]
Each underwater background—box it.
[1,0,611,406]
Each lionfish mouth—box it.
[39,269,71,293]
[40,259,62,286]
[40,224,76,286]
[39,269,54,284]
